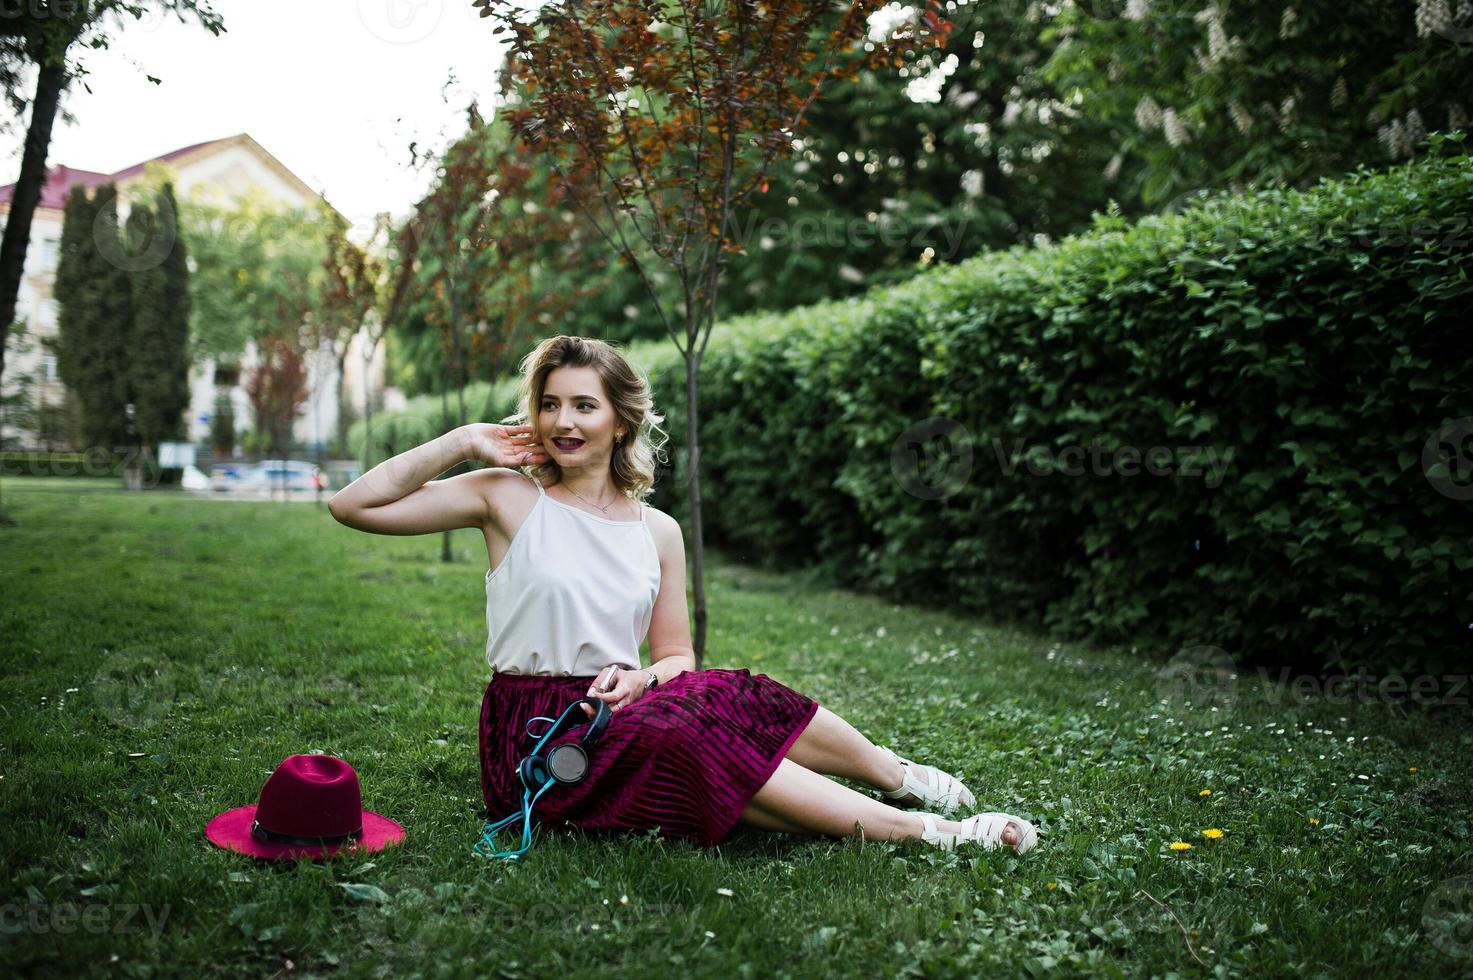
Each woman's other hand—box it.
[460,422,551,469]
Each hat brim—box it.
[205,804,405,862]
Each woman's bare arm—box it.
[328,423,551,536]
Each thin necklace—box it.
[566,483,617,515]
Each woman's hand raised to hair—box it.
[459,422,552,469]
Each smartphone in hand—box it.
[584,665,619,718]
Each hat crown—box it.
[254,754,363,838]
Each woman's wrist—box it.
[644,655,695,686]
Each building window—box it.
[41,353,57,382]
[214,365,240,386]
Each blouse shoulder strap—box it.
[523,472,545,496]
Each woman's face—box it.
[538,365,626,470]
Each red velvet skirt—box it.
[478,667,819,847]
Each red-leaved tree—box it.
[475,0,954,664]
[244,330,309,455]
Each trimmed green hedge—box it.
[355,139,1472,671]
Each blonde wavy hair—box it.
[498,335,669,502]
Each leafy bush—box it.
[650,137,1473,672]
[355,137,1472,671]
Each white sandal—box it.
[878,746,977,813]
[918,811,1038,855]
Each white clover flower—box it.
[1125,0,1151,21]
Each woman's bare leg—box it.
[738,757,1026,848]
[739,757,937,841]
[782,704,907,792]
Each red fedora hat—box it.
[205,754,405,861]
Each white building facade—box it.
[0,133,393,455]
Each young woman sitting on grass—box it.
[328,334,1037,856]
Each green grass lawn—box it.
[2,478,1470,978]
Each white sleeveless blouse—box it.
[485,473,661,677]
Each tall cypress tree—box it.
[81,183,136,453]
[52,185,93,397]
[127,183,192,455]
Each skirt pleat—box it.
[478,667,820,847]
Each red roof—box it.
[0,136,233,211]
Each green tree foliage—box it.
[385,106,609,399]
[209,390,235,455]
[644,141,1472,671]
[125,183,193,452]
[52,185,93,396]
[176,187,334,362]
[56,182,136,452]
[1038,0,1473,206]
[713,0,1127,316]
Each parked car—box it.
[181,464,212,491]
[236,460,325,492]
[209,461,257,491]
[322,460,363,493]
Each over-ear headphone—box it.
[518,696,612,792]
[475,695,613,862]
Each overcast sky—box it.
[0,0,513,244]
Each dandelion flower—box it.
[1309,817,1321,827]
[1047,881,1058,890]
[1170,841,1193,852]
[1199,789,1212,797]
[1409,766,1419,773]
[1202,828,1224,840]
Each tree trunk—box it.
[0,59,67,524]
[685,349,706,669]
[334,348,349,458]
[0,60,65,387]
